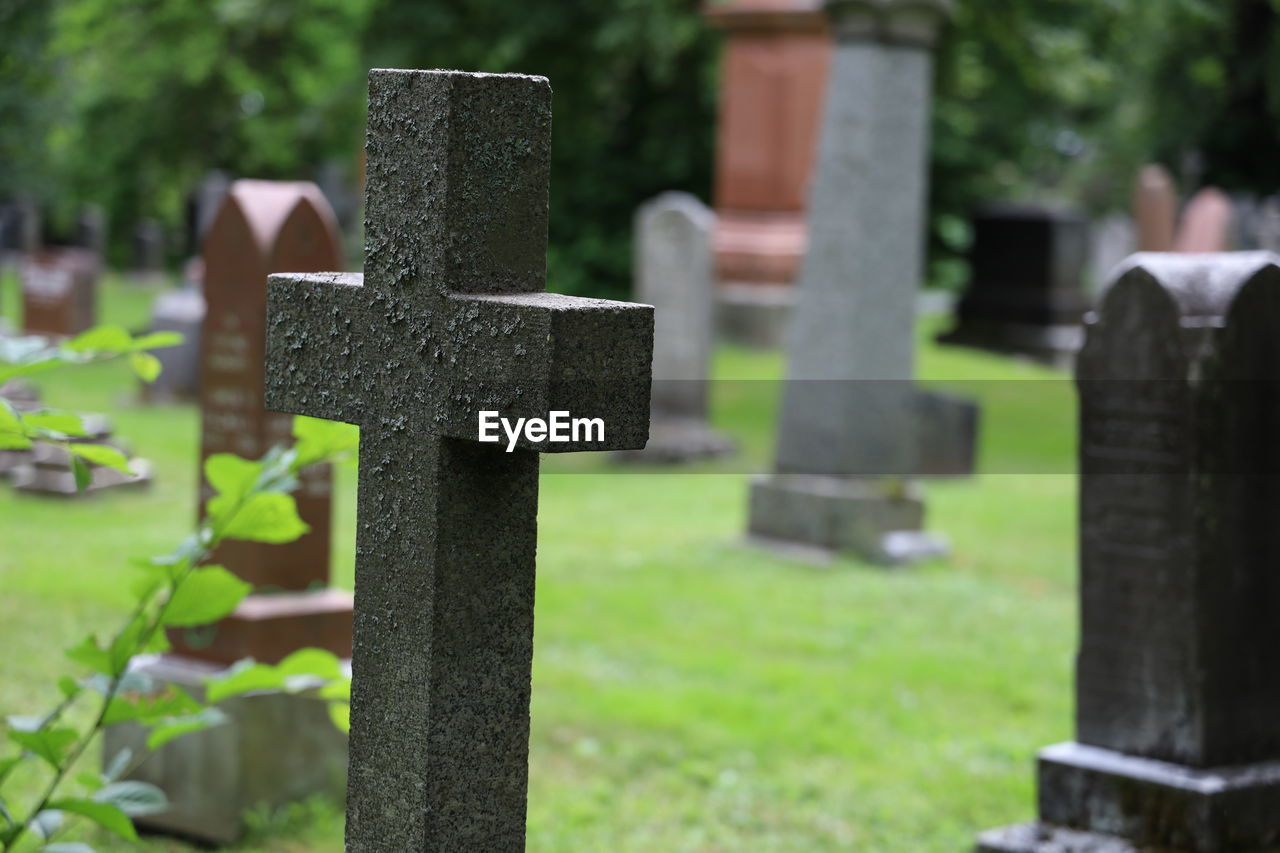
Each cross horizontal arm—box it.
[444,292,653,452]
[266,272,385,426]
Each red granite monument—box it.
[20,249,98,338]
[706,0,831,346]
[173,179,352,665]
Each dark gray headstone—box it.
[132,219,165,275]
[74,205,107,256]
[938,202,1090,367]
[142,286,204,401]
[186,171,231,255]
[979,251,1280,853]
[748,0,953,565]
[264,69,653,852]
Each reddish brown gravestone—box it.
[20,249,99,337]
[1132,164,1177,252]
[1175,186,1234,254]
[705,0,831,287]
[174,179,351,665]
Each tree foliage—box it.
[3,0,1279,292]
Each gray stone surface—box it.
[264,69,653,853]
[102,655,347,846]
[132,219,166,277]
[750,0,951,563]
[716,282,793,348]
[75,205,106,256]
[143,286,204,401]
[622,192,733,462]
[1088,214,1136,295]
[914,390,978,478]
[981,251,1280,851]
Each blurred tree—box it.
[361,0,719,298]
[40,0,373,262]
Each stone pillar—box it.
[747,0,952,565]
[706,0,832,347]
[978,252,1280,852]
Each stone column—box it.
[706,0,832,347]
[747,0,952,565]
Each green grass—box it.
[0,274,1078,851]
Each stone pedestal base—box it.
[977,742,1280,852]
[168,589,354,665]
[103,654,348,845]
[614,416,736,464]
[747,474,948,565]
[717,283,794,348]
[938,321,1083,370]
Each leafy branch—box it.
[0,328,357,852]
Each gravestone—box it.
[74,205,106,256]
[1133,164,1177,252]
[938,203,1090,367]
[265,68,652,852]
[185,171,231,256]
[131,219,165,279]
[140,285,204,402]
[978,252,1280,852]
[1175,186,1234,254]
[706,0,832,347]
[619,191,733,462]
[749,0,953,565]
[20,249,98,338]
[184,179,349,663]
[106,181,351,844]
[1088,213,1136,294]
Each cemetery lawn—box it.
[1,274,1075,852]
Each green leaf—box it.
[0,754,26,780]
[57,676,81,699]
[328,702,350,733]
[22,412,85,437]
[292,416,359,467]
[217,492,309,543]
[146,708,227,751]
[68,443,133,476]
[0,432,33,450]
[93,781,167,817]
[47,798,137,842]
[204,454,262,504]
[278,648,343,682]
[205,662,287,704]
[71,456,91,492]
[8,727,78,770]
[129,352,162,383]
[65,635,112,674]
[161,566,251,627]
[75,772,104,794]
[103,687,201,726]
[130,331,183,351]
[102,748,133,784]
[41,842,98,852]
[64,325,132,354]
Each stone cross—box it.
[749,0,952,564]
[979,252,1280,852]
[265,69,653,852]
[623,191,733,462]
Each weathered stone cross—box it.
[264,69,653,852]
